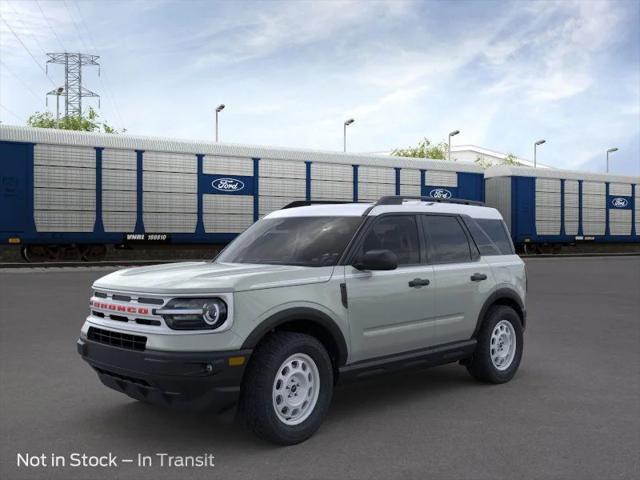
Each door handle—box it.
[470,273,488,282]
[408,278,430,288]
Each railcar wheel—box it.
[22,245,61,262]
[80,244,107,261]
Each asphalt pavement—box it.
[1,257,639,480]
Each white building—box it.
[450,145,552,169]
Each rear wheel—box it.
[466,305,523,383]
[240,331,333,445]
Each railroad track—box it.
[2,252,640,269]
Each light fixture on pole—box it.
[533,139,546,168]
[606,147,618,173]
[448,130,460,161]
[343,118,355,152]
[55,87,64,120]
[215,104,225,142]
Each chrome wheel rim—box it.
[490,320,517,371]
[272,353,320,426]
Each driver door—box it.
[344,214,437,363]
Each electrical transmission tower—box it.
[46,53,100,117]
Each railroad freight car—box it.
[485,165,639,253]
[0,125,485,261]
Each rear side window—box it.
[475,219,514,255]
[359,215,420,265]
[422,215,472,264]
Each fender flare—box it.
[241,307,349,366]
[472,288,526,338]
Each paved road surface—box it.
[1,257,639,480]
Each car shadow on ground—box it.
[76,364,484,450]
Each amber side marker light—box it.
[228,356,246,367]
[8,237,21,244]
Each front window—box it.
[216,216,363,267]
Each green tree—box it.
[392,138,449,160]
[474,152,523,169]
[27,107,125,133]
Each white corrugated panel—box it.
[536,221,560,235]
[34,210,95,232]
[143,171,196,193]
[203,195,253,214]
[260,177,305,197]
[103,190,136,211]
[358,166,395,184]
[583,222,605,235]
[259,196,300,215]
[260,159,306,179]
[609,209,632,235]
[564,193,579,208]
[311,180,352,200]
[582,194,605,208]
[609,183,632,196]
[103,169,136,191]
[34,188,95,211]
[400,184,421,196]
[425,170,457,187]
[203,156,253,176]
[103,149,136,170]
[143,213,197,232]
[564,180,579,193]
[143,192,197,213]
[565,222,579,235]
[143,151,196,173]
[582,181,606,195]
[311,163,352,181]
[358,182,396,201]
[34,144,95,168]
[103,211,136,232]
[536,178,561,193]
[400,169,420,186]
[34,165,95,190]
[203,214,254,233]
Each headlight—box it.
[156,298,228,330]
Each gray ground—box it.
[1,257,639,480]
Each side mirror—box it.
[353,249,398,271]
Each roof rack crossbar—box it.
[281,200,358,209]
[374,196,485,207]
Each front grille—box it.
[88,327,147,351]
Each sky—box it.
[0,0,639,175]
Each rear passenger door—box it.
[421,215,493,345]
[345,214,437,362]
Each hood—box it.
[92,261,335,294]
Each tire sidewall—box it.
[244,333,333,444]
[478,306,523,383]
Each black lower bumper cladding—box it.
[77,337,251,413]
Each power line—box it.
[0,103,22,122]
[0,15,57,87]
[70,0,125,127]
[35,0,67,52]
[62,0,90,51]
[0,59,44,103]
[5,0,49,59]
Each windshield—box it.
[215,216,363,267]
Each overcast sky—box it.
[1,0,638,174]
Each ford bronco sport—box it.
[78,196,526,445]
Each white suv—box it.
[78,196,527,444]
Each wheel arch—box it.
[241,307,349,369]
[473,288,526,338]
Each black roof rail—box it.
[281,200,358,209]
[374,196,485,207]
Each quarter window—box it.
[359,215,420,265]
[422,215,472,264]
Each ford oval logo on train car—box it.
[611,197,629,208]
[212,178,245,192]
[429,188,452,199]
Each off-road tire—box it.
[240,331,333,445]
[466,305,523,383]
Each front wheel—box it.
[240,332,333,445]
[466,305,523,383]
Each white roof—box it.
[265,201,503,220]
[0,124,483,173]
[484,165,639,184]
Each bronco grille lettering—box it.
[89,300,150,315]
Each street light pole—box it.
[448,130,460,161]
[534,139,546,168]
[343,118,354,152]
[55,87,64,121]
[606,147,618,173]
[215,104,225,142]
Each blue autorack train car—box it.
[0,125,485,261]
[485,165,639,253]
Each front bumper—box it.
[77,338,251,413]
